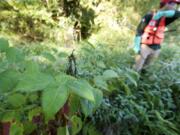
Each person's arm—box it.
[174,10,180,18]
[133,13,152,54]
[133,36,141,54]
[165,10,180,25]
[153,10,175,20]
[153,10,180,20]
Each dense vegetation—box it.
[0,0,179,135]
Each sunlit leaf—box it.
[16,63,54,92]
[42,85,68,120]
[69,79,94,101]
[103,69,118,80]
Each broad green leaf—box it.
[71,115,82,135]
[55,73,75,84]
[80,99,94,117]
[103,69,118,80]
[2,112,16,122]
[69,79,94,101]
[7,93,26,107]
[10,122,23,135]
[0,38,9,52]
[1,111,21,122]
[41,52,56,62]
[42,85,68,121]
[16,71,54,92]
[94,76,108,90]
[0,70,20,93]
[69,95,80,116]
[92,88,103,108]
[28,107,42,121]
[58,127,66,135]
[25,61,40,73]
[6,48,24,63]
[57,126,69,135]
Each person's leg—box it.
[143,49,161,68]
[134,44,152,72]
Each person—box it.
[73,21,81,42]
[133,0,180,72]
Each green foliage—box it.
[28,107,42,121]
[57,126,69,135]
[71,115,82,135]
[1,112,21,123]
[82,122,102,135]
[10,122,24,135]
[0,38,103,134]
[102,70,118,79]
[0,38,9,52]
[16,69,54,92]
[69,79,95,101]
[42,84,69,120]
[0,70,20,93]
[0,0,179,134]
[0,0,160,43]
[7,93,26,108]
[87,44,180,135]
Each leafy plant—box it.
[0,38,103,135]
